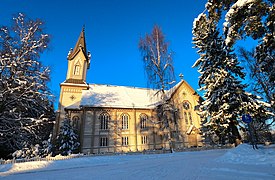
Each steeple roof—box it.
[68,27,88,60]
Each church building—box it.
[55,29,203,154]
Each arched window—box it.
[121,114,129,130]
[72,116,80,129]
[182,101,192,125]
[140,114,148,129]
[73,64,80,75]
[100,112,110,130]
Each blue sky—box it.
[1,0,206,109]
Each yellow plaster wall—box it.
[170,81,203,147]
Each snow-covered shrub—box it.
[55,118,80,156]
[12,134,53,159]
[40,134,53,157]
[13,144,41,159]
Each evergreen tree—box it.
[192,2,271,146]
[254,1,275,116]
[209,0,275,112]
[0,13,54,158]
[55,117,80,156]
[224,0,275,142]
[193,13,245,145]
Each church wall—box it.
[62,82,204,154]
[81,110,94,154]
[77,108,167,154]
[170,81,203,147]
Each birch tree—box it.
[139,25,176,152]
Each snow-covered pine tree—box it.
[0,13,54,159]
[139,25,177,152]
[223,0,275,141]
[254,1,275,121]
[55,117,80,156]
[192,13,245,145]
[216,0,275,114]
[41,134,53,157]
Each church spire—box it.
[64,27,91,84]
[68,26,88,60]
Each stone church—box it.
[55,29,203,154]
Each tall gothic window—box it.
[140,114,148,129]
[121,114,129,130]
[183,101,192,125]
[100,112,110,130]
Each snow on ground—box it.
[0,144,274,180]
[217,143,275,165]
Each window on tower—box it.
[74,64,80,75]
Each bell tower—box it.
[55,27,91,136]
[65,27,90,83]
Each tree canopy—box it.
[0,13,54,158]
[192,0,273,145]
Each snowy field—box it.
[0,144,274,180]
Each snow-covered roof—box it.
[80,84,162,109]
[63,80,200,110]
[79,81,185,109]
